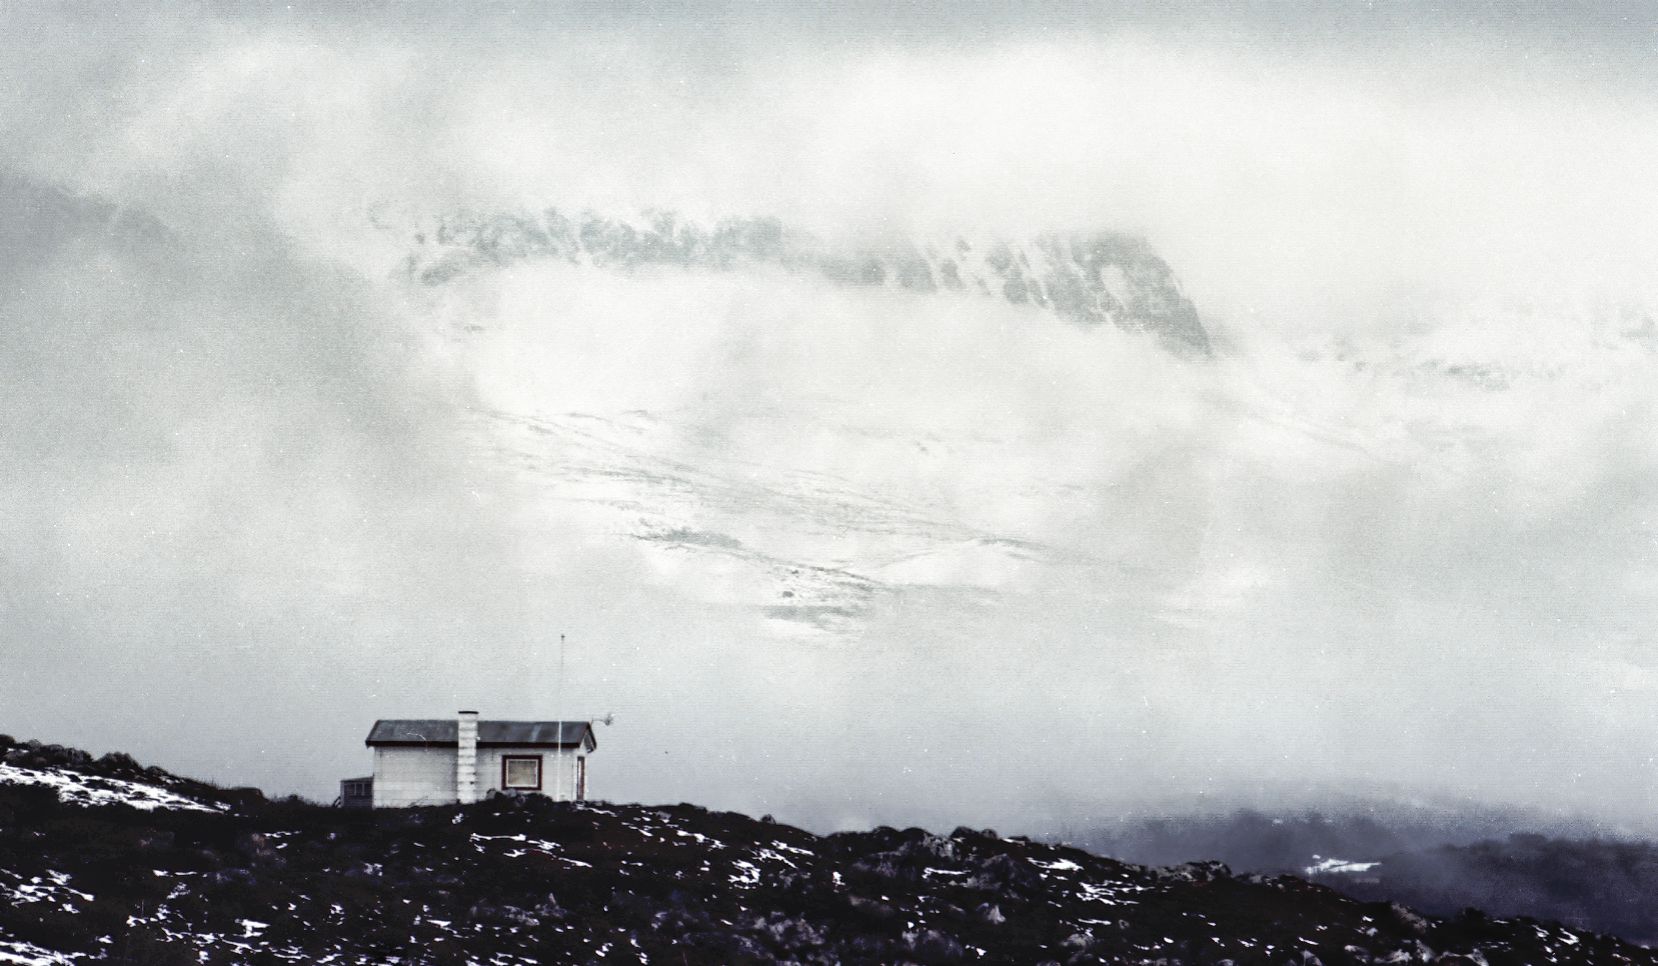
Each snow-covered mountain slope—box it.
[4,735,1651,965]
[472,404,1130,638]
[361,194,1658,666]
[389,209,1224,641]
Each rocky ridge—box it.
[398,207,1211,356]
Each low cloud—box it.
[2,4,1655,834]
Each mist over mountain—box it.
[6,152,1658,843]
[3,0,1658,870]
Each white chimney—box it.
[456,710,479,804]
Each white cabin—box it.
[349,711,597,808]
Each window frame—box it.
[501,754,544,791]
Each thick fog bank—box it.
[2,4,1655,836]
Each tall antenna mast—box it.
[555,632,565,802]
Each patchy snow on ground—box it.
[0,935,83,965]
[0,764,225,813]
[2,870,94,916]
[1303,856,1381,876]
[1034,858,1083,872]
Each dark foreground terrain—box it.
[1,736,1651,964]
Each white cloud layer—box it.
[2,4,1656,833]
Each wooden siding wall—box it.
[371,745,590,806]
[371,746,458,808]
[477,745,583,801]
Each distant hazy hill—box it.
[1070,807,1658,947]
[2,733,1650,964]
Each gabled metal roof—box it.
[366,720,596,751]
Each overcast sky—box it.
[2,1,1657,834]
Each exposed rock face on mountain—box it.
[400,208,1211,355]
[2,735,1649,965]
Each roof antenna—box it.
[555,632,566,802]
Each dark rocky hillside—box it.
[2,735,1650,965]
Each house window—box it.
[502,755,542,790]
